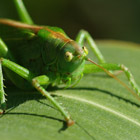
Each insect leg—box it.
[0,38,15,60]
[32,76,74,126]
[84,63,140,95]
[0,58,74,126]
[75,30,105,63]
[0,62,6,114]
[0,38,8,58]
[13,0,33,24]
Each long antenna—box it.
[87,58,140,101]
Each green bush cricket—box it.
[0,0,140,127]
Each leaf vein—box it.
[55,93,140,127]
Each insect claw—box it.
[0,109,5,115]
[67,119,75,127]
[65,116,75,127]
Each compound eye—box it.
[82,46,88,55]
[65,52,73,62]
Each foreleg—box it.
[0,58,74,126]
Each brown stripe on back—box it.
[0,19,71,42]
[45,27,71,42]
[0,19,42,33]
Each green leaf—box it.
[0,40,140,140]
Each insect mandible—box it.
[0,0,140,126]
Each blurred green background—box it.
[0,0,140,43]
